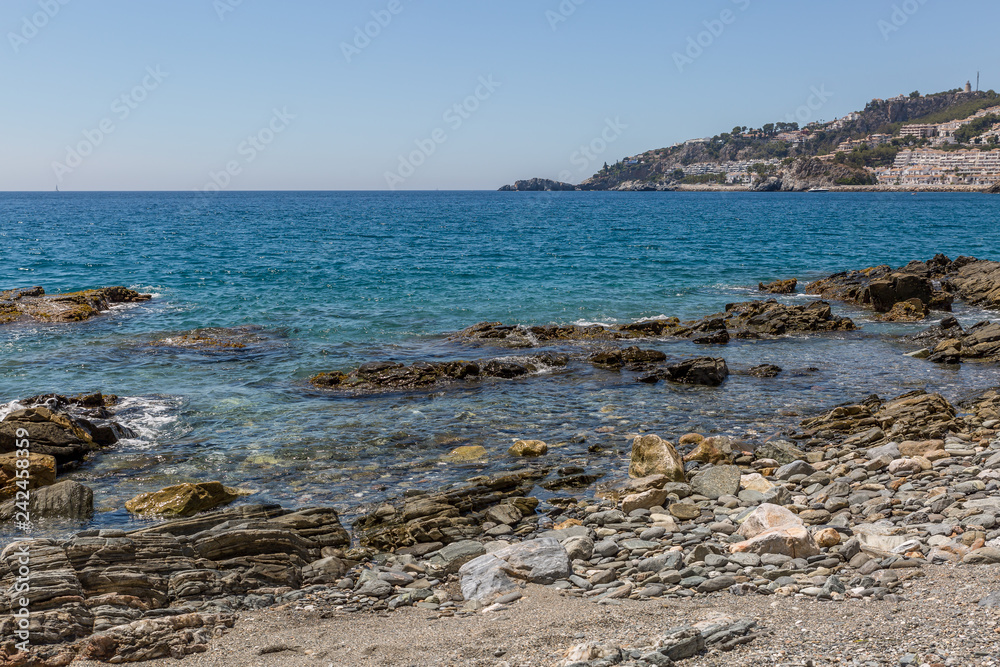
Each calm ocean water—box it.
[2,191,1000,535]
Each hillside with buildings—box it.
[501,83,1000,191]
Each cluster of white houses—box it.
[874,148,1000,186]
[678,158,784,184]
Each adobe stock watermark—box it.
[9,426,33,654]
[877,0,929,41]
[557,117,628,183]
[198,107,295,193]
[213,0,244,21]
[8,0,71,54]
[672,0,750,73]
[384,75,500,189]
[51,66,169,183]
[546,0,586,31]
[783,85,833,125]
[341,0,410,63]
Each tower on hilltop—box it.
[966,80,973,93]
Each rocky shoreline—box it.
[497,178,1000,194]
[4,256,1000,665]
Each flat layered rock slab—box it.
[0,286,151,325]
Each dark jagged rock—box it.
[0,503,348,664]
[806,264,950,318]
[758,278,797,294]
[0,395,136,470]
[721,300,855,336]
[588,346,666,370]
[746,364,782,378]
[456,301,854,349]
[0,286,151,325]
[353,469,547,551]
[310,353,568,393]
[640,357,729,387]
[941,257,1000,309]
[908,316,1000,365]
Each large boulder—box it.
[459,537,571,602]
[730,524,819,559]
[805,259,953,314]
[0,479,94,522]
[0,451,56,501]
[628,435,685,481]
[662,357,729,386]
[736,503,801,538]
[125,482,242,517]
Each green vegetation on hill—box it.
[902,93,999,126]
[834,143,900,169]
[955,114,1000,143]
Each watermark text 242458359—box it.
[12,426,32,653]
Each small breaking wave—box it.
[110,395,184,449]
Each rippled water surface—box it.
[2,191,1000,535]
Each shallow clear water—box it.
[2,191,999,536]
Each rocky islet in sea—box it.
[4,257,1000,664]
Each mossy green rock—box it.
[125,481,243,517]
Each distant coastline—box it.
[502,86,1000,194]
[498,177,998,193]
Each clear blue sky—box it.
[2,0,996,190]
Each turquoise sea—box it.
[2,191,1000,535]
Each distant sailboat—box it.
[55,185,59,192]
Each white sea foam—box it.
[109,395,183,449]
[570,319,616,328]
[0,400,26,421]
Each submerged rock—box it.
[148,325,268,350]
[125,481,244,517]
[310,353,567,393]
[0,286,151,325]
[508,439,548,457]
